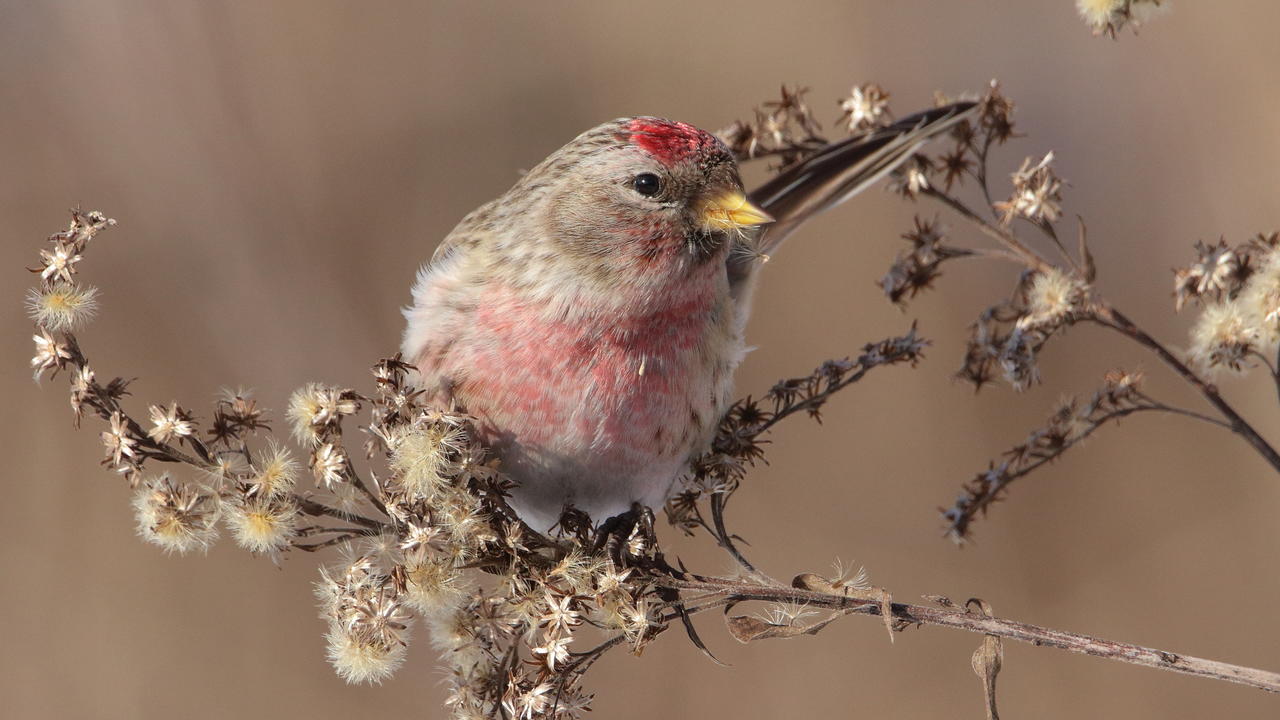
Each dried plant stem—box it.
[61,335,393,535]
[949,403,1206,532]
[1274,344,1280,405]
[293,534,368,552]
[1092,306,1280,473]
[294,497,387,532]
[921,186,1055,273]
[709,492,762,578]
[342,460,391,518]
[921,181,1280,476]
[658,577,1280,694]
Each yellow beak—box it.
[699,191,774,231]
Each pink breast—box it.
[447,285,719,478]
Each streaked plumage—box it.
[403,105,973,531]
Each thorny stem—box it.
[653,577,1280,694]
[1092,307,1280,474]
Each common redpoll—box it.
[404,104,972,531]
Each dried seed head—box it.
[247,440,298,498]
[101,411,138,466]
[1189,301,1261,372]
[225,495,298,553]
[318,558,414,684]
[31,328,73,380]
[206,452,250,482]
[1076,0,1126,31]
[37,243,83,283]
[311,442,348,489]
[1240,248,1280,342]
[1173,239,1247,311]
[387,418,467,499]
[999,328,1042,391]
[838,83,891,133]
[69,364,95,425]
[26,283,99,330]
[1078,0,1168,36]
[717,85,825,165]
[889,154,933,199]
[287,383,358,445]
[547,550,601,596]
[977,80,1016,144]
[402,550,466,612]
[147,402,195,444]
[328,481,364,515]
[881,216,967,305]
[1019,268,1086,330]
[132,474,220,554]
[324,625,407,685]
[995,152,1063,225]
[425,599,487,675]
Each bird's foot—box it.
[592,503,658,568]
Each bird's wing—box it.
[727,102,977,303]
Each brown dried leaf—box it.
[967,598,1004,720]
[1076,216,1097,284]
[792,573,896,643]
[725,612,840,644]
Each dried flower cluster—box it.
[993,152,1064,225]
[716,81,1280,549]
[28,73,1280,716]
[881,216,972,305]
[716,83,892,168]
[31,210,931,717]
[1174,233,1280,372]
[815,81,1279,543]
[954,265,1090,392]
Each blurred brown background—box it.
[4,2,1279,718]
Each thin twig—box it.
[921,186,1055,273]
[709,492,764,578]
[948,404,1165,534]
[1091,307,1280,474]
[657,577,1280,694]
[754,361,895,438]
[292,534,363,552]
[294,496,388,532]
[1137,394,1233,430]
[342,459,390,518]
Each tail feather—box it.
[728,102,977,303]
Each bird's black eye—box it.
[632,173,662,197]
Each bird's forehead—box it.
[625,117,728,166]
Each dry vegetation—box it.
[24,8,1280,718]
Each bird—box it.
[402,103,974,533]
